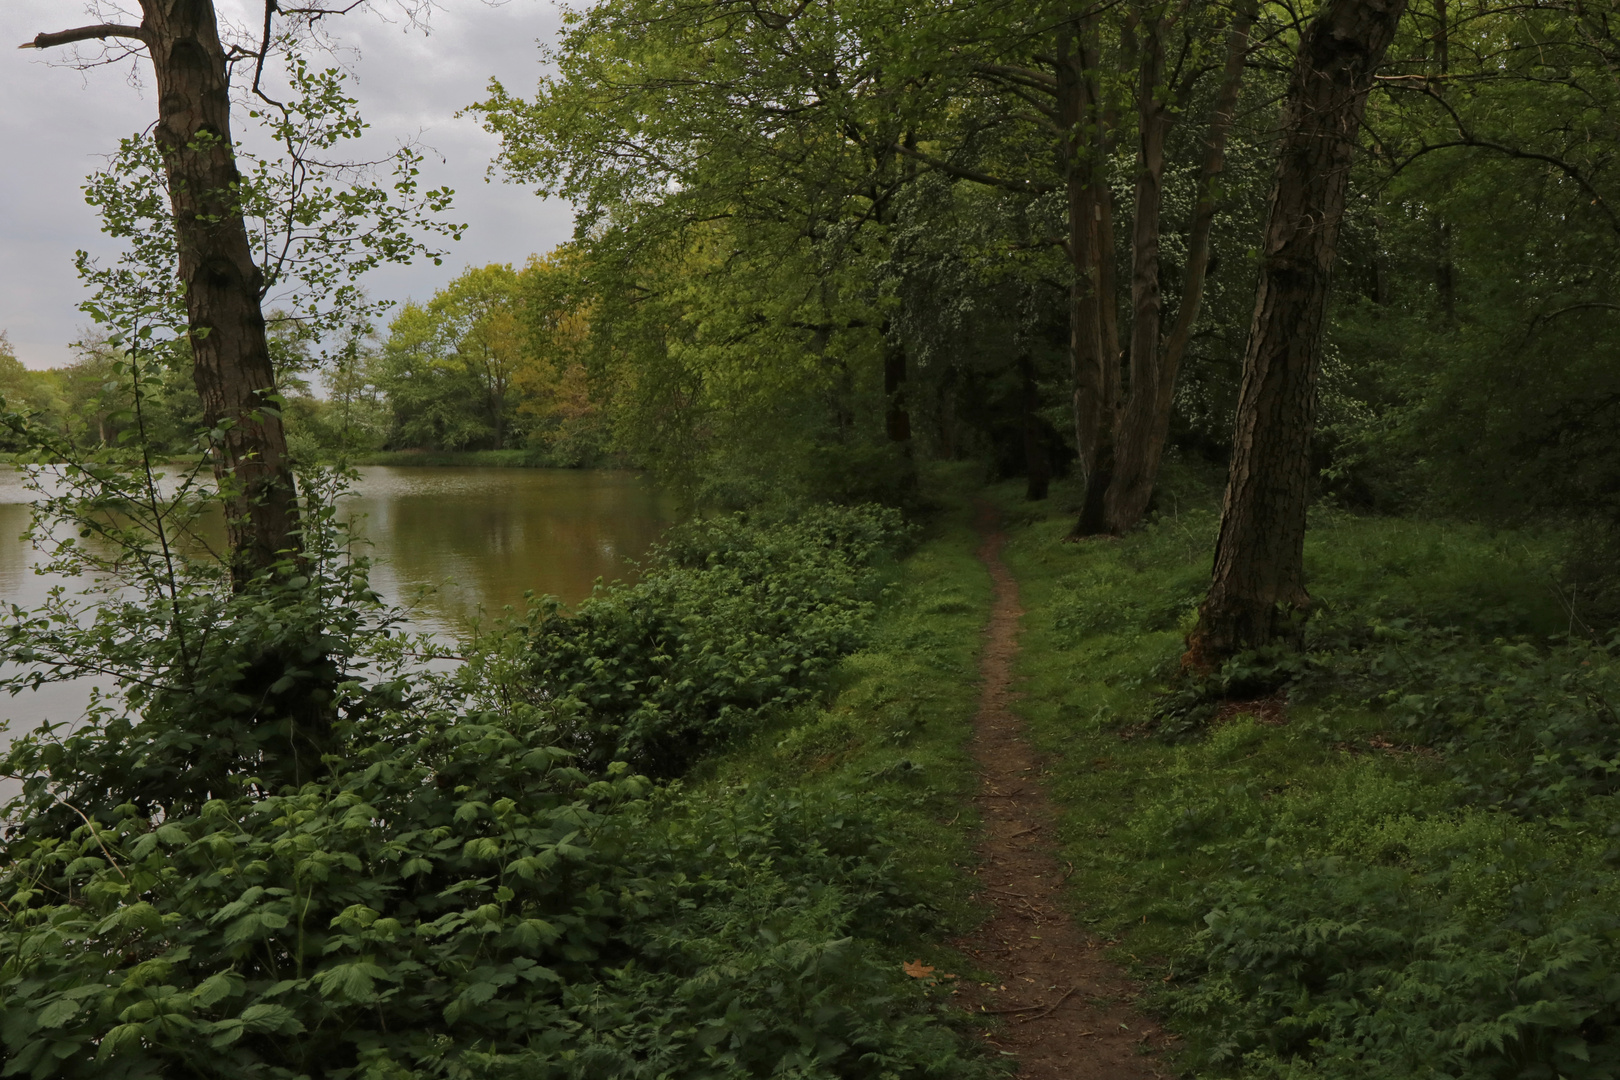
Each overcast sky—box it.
[1,1,575,369]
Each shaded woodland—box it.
[6,1,1620,1077]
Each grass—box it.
[981,465,1620,1077]
[692,465,996,973]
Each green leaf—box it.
[35,999,79,1030]
[313,962,387,1003]
[94,1023,146,1062]
[238,1003,303,1034]
[191,971,243,1008]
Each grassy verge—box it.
[331,449,624,468]
[694,471,994,953]
[988,468,1620,1078]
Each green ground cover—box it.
[0,489,1003,1079]
[991,468,1620,1078]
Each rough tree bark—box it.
[1185,0,1408,669]
[25,0,300,588]
[1103,0,1256,533]
[1059,12,1122,536]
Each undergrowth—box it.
[0,486,998,1079]
[995,470,1620,1079]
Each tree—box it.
[25,4,295,584]
[0,335,67,439]
[378,264,529,451]
[472,0,964,493]
[512,248,607,464]
[874,0,1263,534]
[22,2,451,585]
[1186,0,1408,669]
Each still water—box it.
[0,466,674,732]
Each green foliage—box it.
[47,45,462,465]
[0,453,414,830]
[372,255,611,465]
[0,713,982,1078]
[0,453,986,1078]
[994,474,1620,1080]
[1324,7,1620,576]
[466,505,911,776]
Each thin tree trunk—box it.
[1020,354,1051,500]
[1100,13,1171,533]
[881,326,917,491]
[883,336,911,443]
[1186,0,1407,669]
[142,0,300,587]
[1432,0,1455,323]
[1062,12,1122,537]
[1104,0,1256,533]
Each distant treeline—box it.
[0,251,610,471]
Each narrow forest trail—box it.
[953,503,1171,1079]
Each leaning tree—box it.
[1185,0,1409,668]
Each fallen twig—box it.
[1018,986,1077,1023]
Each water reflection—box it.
[0,465,674,732]
[345,467,674,634]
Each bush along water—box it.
[459,505,911,777]
[0,438,980,1078]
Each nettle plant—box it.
[0,420,966,1078]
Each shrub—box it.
[0,486,978,1079]
[475,505,911,775]
[0,713,979,1078]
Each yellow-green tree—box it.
[379,265,526,450]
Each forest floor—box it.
[952,502,1175,1078]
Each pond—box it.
[0,465,675,734]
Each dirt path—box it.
[952,503,1171,1079]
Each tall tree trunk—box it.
[1104,0,1256,534]
[142,0,300,587]
[1100,13,1171,533]
[1185,0,1407,669]
[1061,13,1122,537]
[1432,0,1455,323]
[881,327,917,491]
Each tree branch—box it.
[890,143,1056,194]
[277,2,368,18]
[20,24,150,51]
[973,63,1059,95]
[1397,137,1620,237]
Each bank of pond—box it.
[2,468,1618,1079]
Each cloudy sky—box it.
[0,0,575,369]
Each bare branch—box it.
[20,24,150,51]
[254,1,286,110]
[278,2,370,18]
